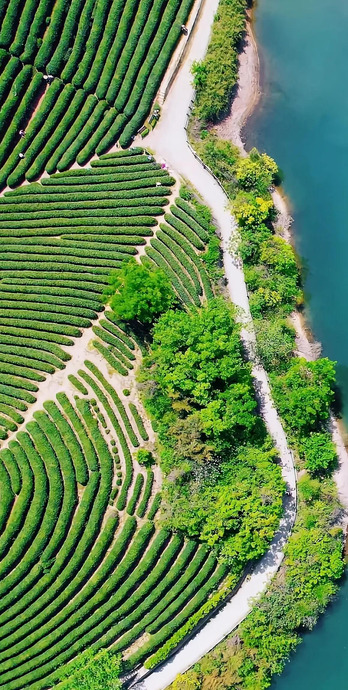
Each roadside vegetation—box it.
[58,650,121,690]
[140,296,284,566]
[174,2,346,683]
[192,0,247,121]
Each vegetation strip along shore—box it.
[166,1,347,688]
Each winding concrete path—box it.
[129,1,296,688]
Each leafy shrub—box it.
[300,432,337,475]
[136,449,154,467]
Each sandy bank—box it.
[215,12,260,151]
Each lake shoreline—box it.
[215,5,348,517]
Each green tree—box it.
[136,448,154,467]
[141,299,283,560]
[285,526,344,599]
[260,236,298,279]
[239,223,272,263]
[149,298,249,408]
[103,259,175,324]
[255,317,295,372]
[145,298,261,456]
[271,358,336,435]
[235,149,279,196]
[300,432,337,475]
[234,193,274,230]
[161,442,284,566]
[297,474,321,503]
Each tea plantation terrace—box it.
[0,0,194,188]
[0,149,213,442]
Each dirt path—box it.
[129,2,296,688]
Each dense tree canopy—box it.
[255,317,295,372]
[103,259,175,324]
[162,443,284,567]
[300,432,337,475]
[141,299,284,562]
[271,358,336,435]
[192,0,247,121]
[246,237,301,317]
[235,149,279,196]
[234,193,274,230]
[144,298,260,462]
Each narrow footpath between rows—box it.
[129,1,297,688]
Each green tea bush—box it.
[126,473,144,515]
[129,403,149,441]
[136,469,154,518]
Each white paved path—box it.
[129,1,296,688]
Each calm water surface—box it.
[245,0,348,686]
[246,0,348,417]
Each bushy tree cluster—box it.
[235,148,279,195]
[271,358,335,434]
[190,121,342,686]
[143,298,259,463]
[141,299,284,563]
[103,259,175,325]
[173,476,343,690]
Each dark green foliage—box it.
[255,317,295,372]
[271,358,336,435]
[299,432,337,475]
[141,299,283,562]
[144,298,258,456]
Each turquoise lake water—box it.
[246,0,348,421]
[245,0,348,686]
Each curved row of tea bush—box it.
[0,152,172,437]
[145,195,215,304]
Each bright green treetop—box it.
[271,358,336,434]
[103,259,175,324]
[235,149,279,195]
